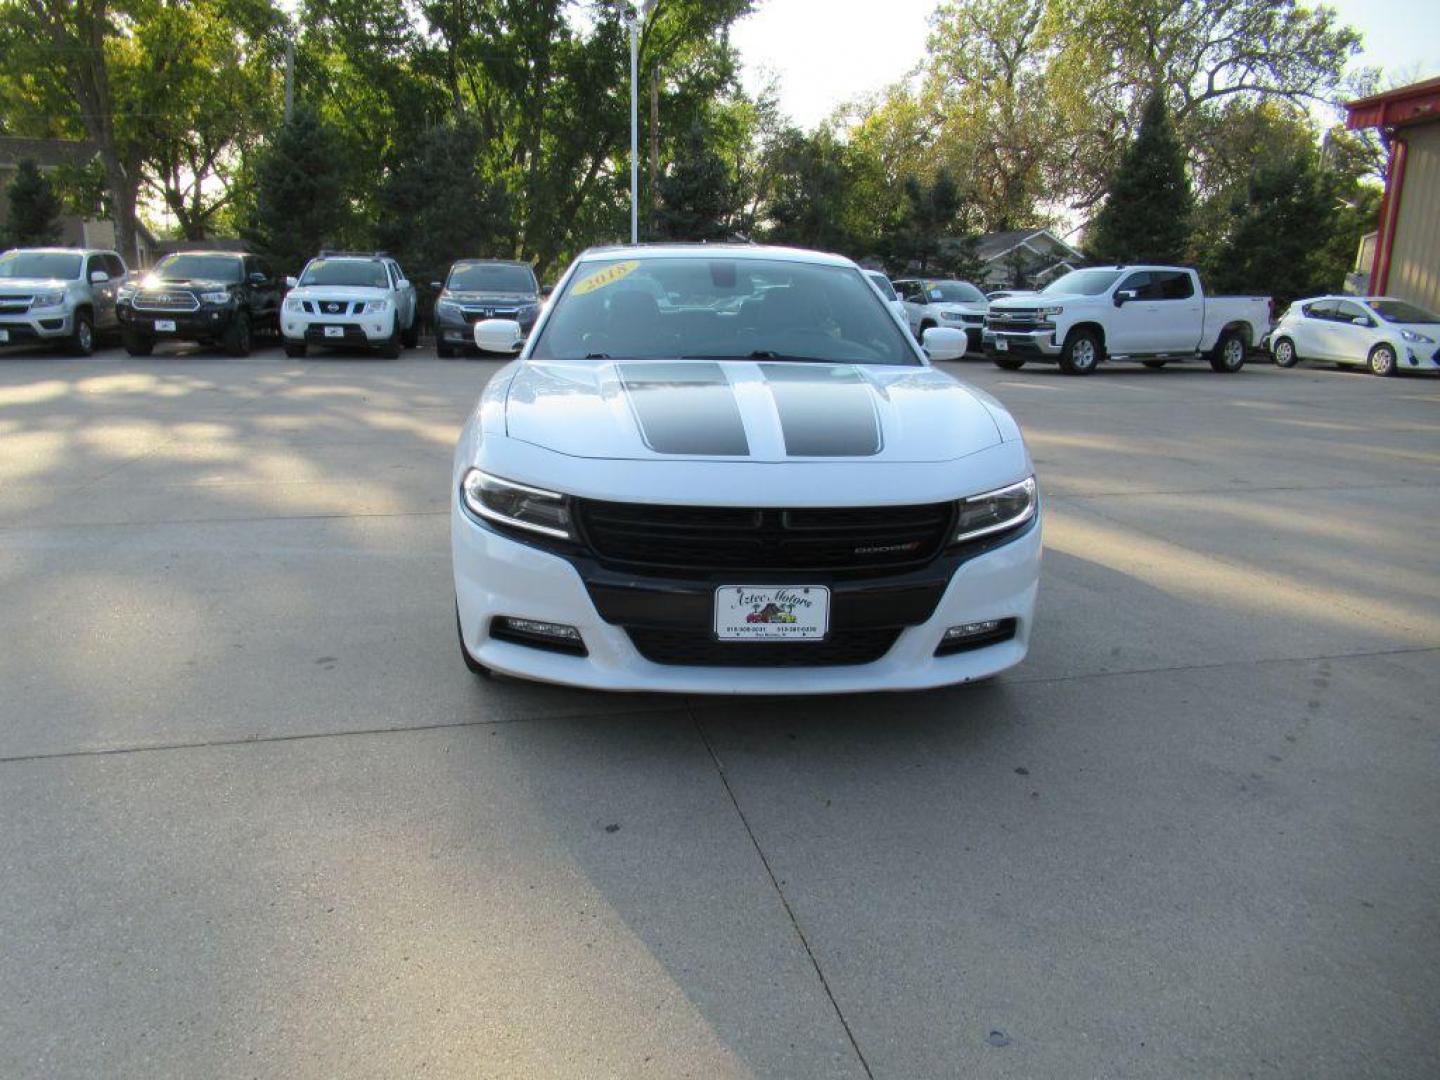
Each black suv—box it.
[432,259,542,357]
[118,251,281,357]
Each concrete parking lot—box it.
[2,340,1438,1079]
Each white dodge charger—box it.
[452,244,1041,694]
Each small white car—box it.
[452,244,1041,694]
[894,279,989,352]
[1269,295,1439,376]
[281,252,418,358]
[864,270,910,330]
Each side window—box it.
[1117,271,1151,298]
[107,254,127,278]
[1303,300,1336,321]
[386,262,401,289]
[1154,271,1194,300]
[255,259,273,282]
[84,254,104,282]
[1333,300,1368,325]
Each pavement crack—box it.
[692,711,875,1080]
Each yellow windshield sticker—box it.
[571,260,640,297]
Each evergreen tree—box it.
[242,106,352,274]
[763,129,859,253]
[1087,94,1193,265]
[3,160,63,247]
[374,120,510,285]
[882,169,977,277]
[654,124,738,242]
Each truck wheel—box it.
[1368,343,1396,376]
[68,309,95,356]
[283,340,307,358]
[123,331,154,357]
[222,312,252,358]
[437,341,456,358]
[379,324,402,359]
[1271,336,1298,367]
[1209,329,1246,372]
[401,317,420,349]
[992,356,1025,371]
[1058,328,1100,375]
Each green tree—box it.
[3,159,63,246]
[374,120,510,285]
[762,129,861,254]
[884,169,968,274]
[654,123,738,241]
[1087,93,1191,264]
[243,106,351,274]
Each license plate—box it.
[324,326,344,338]
[995,337,1009,352]
[0,329,8,343]
[155,320,176,332]
[715,586,829,641]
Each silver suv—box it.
[0,247,128,355]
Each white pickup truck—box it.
[984,266,1271,375]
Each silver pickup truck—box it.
[0,246,129,355]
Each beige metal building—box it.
[1346,77,1440,312]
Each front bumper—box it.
[283,313,395,345]
[0,311,72,342]
[452,509,1042,694]
[986,329,1062,358]
[118,305,238,340]
[435,308,537,349]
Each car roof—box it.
[159,250,245,259]
[3,246,117,256]
[576,243,858,268]
[452,258,532,268]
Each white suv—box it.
[281,252,418,358]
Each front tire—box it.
[1058,328,1101,375]
[1368,343,1397,376]
[379,325,402,359]
[222,312,252,358]
[437,341,456,359]
[1209,329,1246,373]
[1271,336,1298,367]
[992,355,1025,370]
[401,317,419,349]
[123,331,154,357]
[68,309,95,356]
[283,340,307,358]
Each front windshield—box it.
[867,273,898,301]
[531,256,920,365]
[1369,299,1438,324]
[448,263,536,293]
[1042,269,1123,296]
[154,254,243,283]
[300,259,388,289]
[0,251,82,279]
[926,281,984,303]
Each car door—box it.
[85,253,118,328]
[1151,269,1203,352]
[247,257,279,327]
[387,261,414,328]
[1109,271,1160,352]
[1326,299,1375,365]
[1292,300,1335,358]
[897,281,926,333]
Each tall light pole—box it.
[624,2,655,245]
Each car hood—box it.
[0,277,77,290]
[930,302,987,316]
[993,293,1071,309]
[141,277,236,291]
[286,285,389,299]
[503,358,1002,463]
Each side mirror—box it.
[474,318,524,354]
[430,281,443,291]
[248,272,268,285]
[1351,315,1372,327]
[89,270,110,284]
[1114,289,1136,306]
[921,326,967,362]
[397,279,411,290]
[285,275,299,289]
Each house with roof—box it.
[0,136,157,265]
[1345,76,1440,313]
[973,228,1084,289]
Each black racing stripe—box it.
[618,362,749,456]
[762,364,882,457]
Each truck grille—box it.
[574,499,954,575]
[0,294,32,313]
[985,308,1041,332]
[133,290,199,312]
[627,626,901,667]
[462,306,519,324]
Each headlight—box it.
[199,290,230,304]
[1038,306,1063,317]
[941,310,966,321]
[460,469,573,539]
[954,476,1037,544]
[285,298,306,313]
[359,299,390,314]
[1401,329,1434,344]
[435,298,460,315]
[31,291,64,308]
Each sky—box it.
[730,0,1440,131]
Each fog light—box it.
[935,617,1017,657]
[490,616,587,656]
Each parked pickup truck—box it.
[0,246,129,355]
[984,266,1270,375]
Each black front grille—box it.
[0,294,30,313]
[985,309,1040,332]
[628,626,901,667]
[575,500,954,574]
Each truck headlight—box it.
[1038,306,1063,317]
[285,298,306,313]
[953,476,1037,543]
[435,298,461,315]
[31,291,64,308]
[359,299,390,314]
[941,311,966,321]
[199,290,231,304]
[460,469,573,539]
